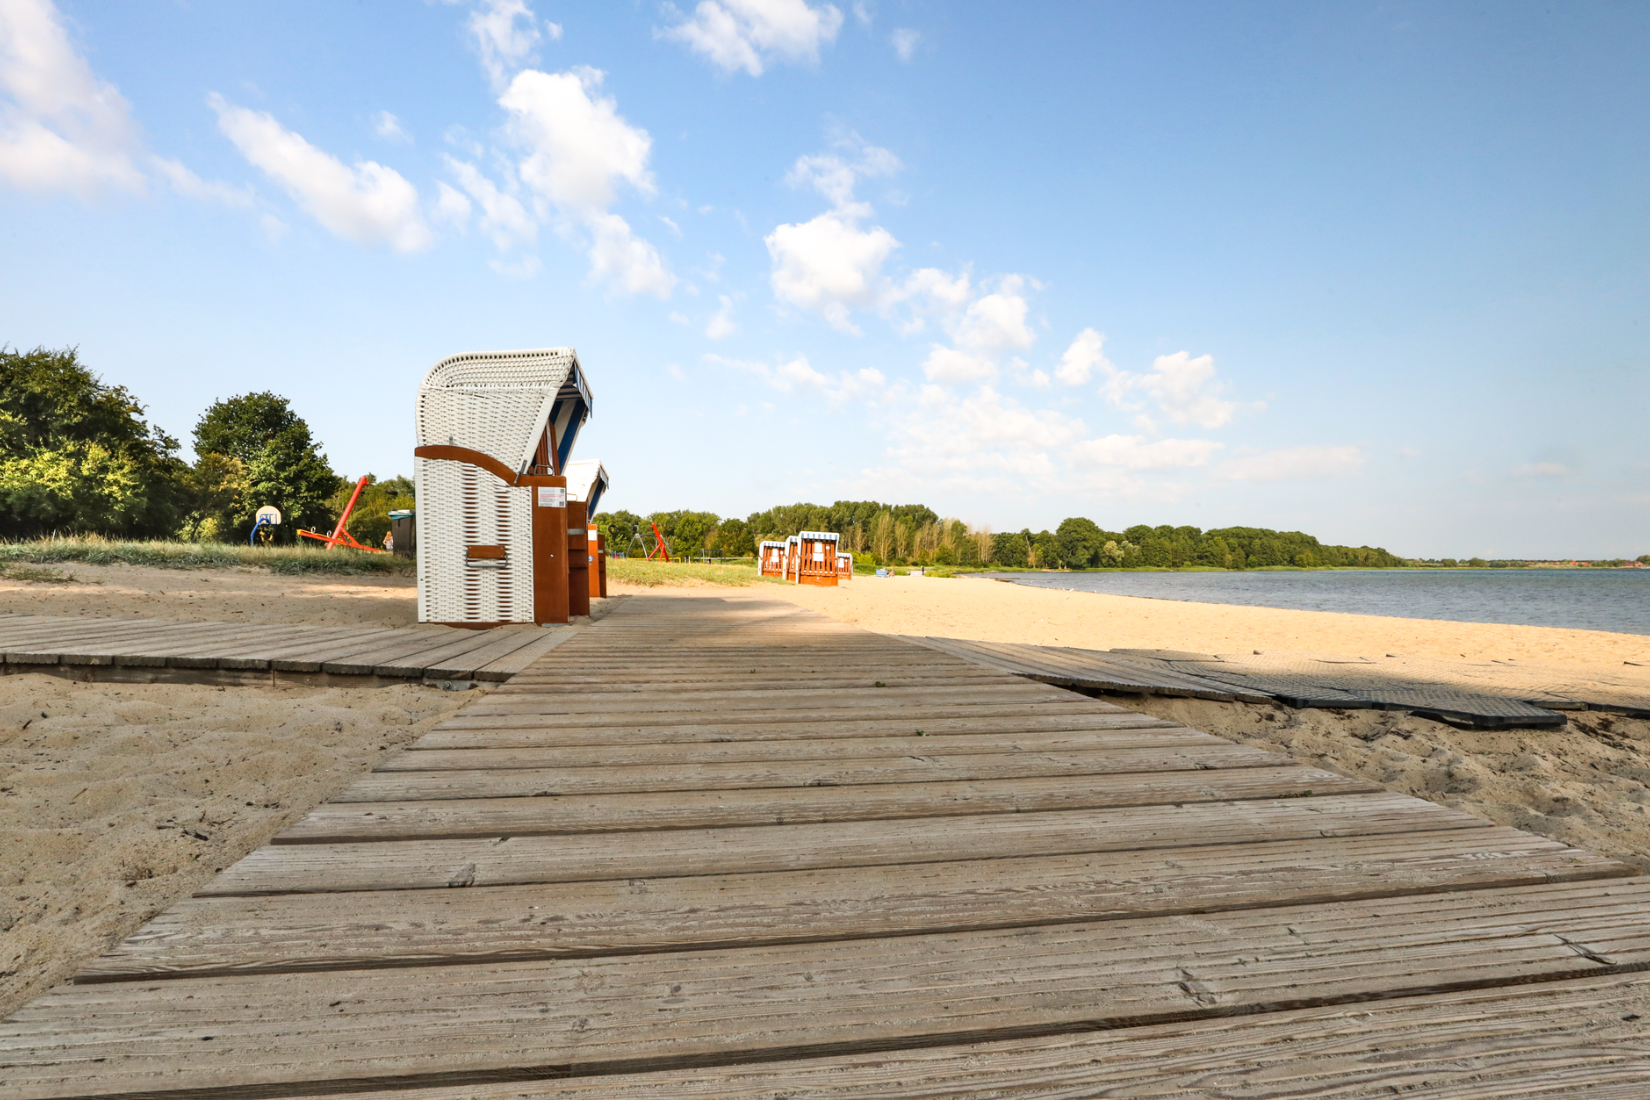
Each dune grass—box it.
[0,537,415,576]
[607,557,762,587]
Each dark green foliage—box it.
[744,500,939,544]
[650,509,721,560]
[191,392,302,466]
[593,509,645,554]
[186,393,341,543]
[712,517,755,558]
[324,474,414,549]
[0,346,188,538]
[991,531,1030,567]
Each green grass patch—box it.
[0,537,415,577]
[0,562,77,584]
[607,558,761,587]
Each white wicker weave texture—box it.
[416,459,535,623]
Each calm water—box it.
[977,569,1650,636]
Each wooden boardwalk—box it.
[5,593,1650,1097]
[0,614,574,685]
[905,636,1650,727]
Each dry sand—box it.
[0,564,472,1020]
[0,561,418,627]
[769,573,1650,670]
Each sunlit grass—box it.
[607,557,762,587]
[0,536,414,576]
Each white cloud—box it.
[917,274,1035,384]
[433,181,473,230]
[1055,328,1110,386]
[786,137,899,211]
[151,156,253,207]
[884,385,1086,485]
[462,0,557,91]
[766,210,897,331]
[705,294,738,339]
[210,94,433,253]
[586,211,673,297]
[852,2,872,26]
[891,28,920,61]
[765,135,904,328]
[1214,445,1367,482]
[503,67,653,212]
[661,0,844,77]
[954,276,1033,357]
[706,352,884,407]
[658,213,682,237]
[499,66,672,295]
[1134,351,1238,429]
[374,110,410,142]
[1513,462,1569,478]
[922,345,994,384]
[444,155,535,250]
[0,0,144,194]
[1070,434,1222,470]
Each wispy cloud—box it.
[660,0,844,77]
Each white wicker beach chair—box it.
[414,348,592,625]
[564,459,610,516]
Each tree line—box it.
[0,346,407,546]
[594,501,1408,570]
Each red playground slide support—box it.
[298,475,387,552]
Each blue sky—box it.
[1,0,1646,558]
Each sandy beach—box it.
[769,573,1650,670]
[0,564,470,1019]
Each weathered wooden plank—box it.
[421,629,556,680]
[79,829,1634,982]
[288,766,1370,836]
[10,880,1649,1099]
[248,970,1650,1100]
[200,793,1484,895]
[475,629,583,680]
[322,631,493,677]
[414,710,1167,747]
[390,730,1270,769]
[366,630,526,678]
[463,684,1069,716]
[332,750,1339,804]
[445,702,1113,731]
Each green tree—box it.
[1055,517,1103,568]
[0,346,187,537]
[712,517,755,558]
[188,393,340,542]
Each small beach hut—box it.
[564,459,609,617]
[784,535,800,581]
[837,551,853,580]
[797,531,841,587]
[413,347,591,626]
[758,540,787,577]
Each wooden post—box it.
[566,501,590,618]
[522,475,569,625]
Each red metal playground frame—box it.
[298,475,387,553]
